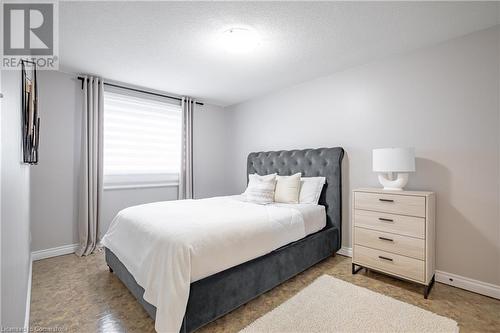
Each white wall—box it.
[226,27,500,286]
[1,71,32,327]
[31,71,232,250]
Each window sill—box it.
[103,182,179,191]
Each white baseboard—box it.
[336,246,499,300]
[336,246,353,257]
[435,270,500,300]
[24,254,32,330]
[32,243,79,261]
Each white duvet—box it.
[101,195,311,333]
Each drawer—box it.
[355,192,426,217]
[354,227,425,260]
[354,209,425,239]
[353,245,425,282]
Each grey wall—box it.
[1,71,32,327]
[31,71,232,250]
[193,103,232,199]
[31,71,81,251]
[226,27,500,286]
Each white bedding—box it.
[101,195,325,333]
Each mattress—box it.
[231,194,326,236]
[273,202,326,235]
[100,195,326,332]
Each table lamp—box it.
[372,148,415,191]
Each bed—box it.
[103,147,344,332]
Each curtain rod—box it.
[76,76,204,106]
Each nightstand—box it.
[352,188,436,298]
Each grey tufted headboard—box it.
[247,147,344,243]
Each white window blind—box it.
[103,90,182,188]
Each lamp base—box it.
[378,173,409,191]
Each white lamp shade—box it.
[373,148,415,172]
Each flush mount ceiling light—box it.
[221,27,260,53]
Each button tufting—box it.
[246,148,343,234]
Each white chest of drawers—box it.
[352,188,436,298]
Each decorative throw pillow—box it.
[245,174,277,204]
[299,177,326,204]
[274,173,302,204]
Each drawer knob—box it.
[378,255,393,262]
[378,236,394,242]
[378,217,394,222]
[379,198,394,202]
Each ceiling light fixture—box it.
[221,27,260,54]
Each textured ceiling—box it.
[59,1,500,106]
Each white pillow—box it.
[244,173,276,194]
[245,174,277,204]
[299,177,326,204]
[274,173,302,203]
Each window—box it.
[103,89,182,189]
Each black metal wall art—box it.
[21,60,40,164]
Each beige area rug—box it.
[240,275,459,333]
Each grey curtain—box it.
[76,76,104,256]
[178,97,194,199]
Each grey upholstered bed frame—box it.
[105,147,344,332]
